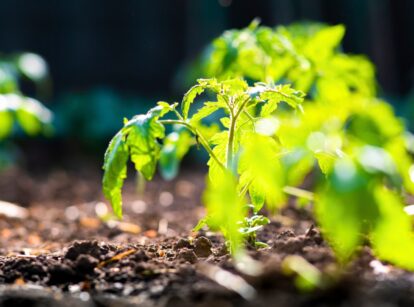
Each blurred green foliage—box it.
[0,53,52,169]
[102,20,414,275]
[54,89,153,149]
[185,21,414,271]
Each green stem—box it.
[234,97,251,119]
[227,114,236,170]
[282,186,314,201]
[226,96,252,170]
[159,119,226,171]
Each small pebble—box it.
[174,238,192,250]
[178,248,198,264]
[194,236,212,257]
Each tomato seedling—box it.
[188,20,414,269]
[102,78,304,254]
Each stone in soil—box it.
[74,254,99,274]
[177,248,198,264]
[193,236,213,257]
[174,238,192,250]
[65,241,115,261]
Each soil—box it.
[1,164,414,307]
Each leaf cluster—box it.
[103,78,305,254]
[187,21,414,268]
[0,53,52,141]
[103,21,414,271]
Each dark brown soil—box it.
[1,166,414,307]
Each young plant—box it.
[182,21,414,270]
[0,53,52,168]
[103,77,304,254]
[0,94,52,139]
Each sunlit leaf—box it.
[304,24,345,62]
[102,132,129,218]
[160,127,193,180]
[190,101,221,123]
[124,107,166,180]
[182,78,218,119]
[0,110,13,139]
[203,170,246,255]
[259,84,305,116]
[207,131,227,181]
[371,187,414,270]
[103,106,170,216]
[239,133,285,211]
[315,159,378,261]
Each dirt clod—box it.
[74,254,99,273]
[178,248,198,264]
[174,238,192,250]
[273,237,306,254]
[65,241,112,261]
[193,236,213,257]
[48,263,76,285]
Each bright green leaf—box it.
[371,187,414,270]
[203,170,246,255]
[239,133,285,211]
[160,127,193,180]
[102,132,129,218]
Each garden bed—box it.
[0,165,414,307]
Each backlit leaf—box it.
[239,133,285,211]
[102,132,129,218]
[203,170,246,255]
[182,78,219,119]
[371,187,414,270]
[160,127,193,180]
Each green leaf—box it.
[304,24,345,61]
[247,214,270,227]
[220,117,230,128]
[239,133,285,211]
[282,255,323,292]
[182,78,218,119]
[125,107,166,180]
[281,149,314,186]
[207,131,227,181]
[103,106,168,217]
[193,218,208,232]
[203,170,246,255]
[102,132,129,218]
[315,160,378,261]
[160,127,193,180]
[259,84,305,116]
[16,109,43,135]
[190,101,221,123]
[220,78,249,96]
[0,110,13,139]
[10,95,53,136]
[371,187,414,270]
[249,184,265,213]
[157,101,178,116]
[182,84,205,120]
[315,152,336,175]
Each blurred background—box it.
[0,0,413,167]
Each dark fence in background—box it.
[0,0,413,97]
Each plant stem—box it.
[159,119,226,171]
[226,96,253,171]
[234,97,251,119]
[226,115,236,170]
[282,186,314,201]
